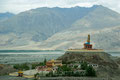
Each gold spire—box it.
[87,34,90,43]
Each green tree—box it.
[21,63,29,70]
[13,64,20,69]
[49,71,54,77]
[31,62,45,69]
[34,73,40,79]
[74,72,80,77]
[74,65,78,69]
[81,62,88,70]
[13,63,29,70]
[57,66,62,74]
[85,66,96,77]
[61,65,71,71]
[44,58,47,65]
[32,64,37,69]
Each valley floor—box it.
[0,76,111,80]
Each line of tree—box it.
[13,63,29,70]
[13,58,47,70]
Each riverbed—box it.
[0,50,119,64]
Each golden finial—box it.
[87,34,90,43]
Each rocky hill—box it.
[58,51,120,78]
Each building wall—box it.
[67,49,104,52]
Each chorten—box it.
[84,34,93,49]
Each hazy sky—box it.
[0,0,120,14]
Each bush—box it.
[13,64,19,69]
[60,65,71,71]
[85,66,96,77]
[34,73,40,78]
[32,62,45,69]
[13,63,29,70]
[81,62,88,70]
[64,71,74,76]
[74,65,78,68]
[46,71,54,77]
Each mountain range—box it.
[0,12,15,22]
[0,5,120,50]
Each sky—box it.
[0,0,120,14]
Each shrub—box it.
[85,66,96,77]
[13,63,29,70]
[81,62,88,70]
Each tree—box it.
[44,58,47,65]
[81,62,88,70]
[61,65,71,71]
[74,65,78,69]
[49,71,54,77]
[13,63,29,70]
[74,72,80,77]
[32,64,37,69]
[13,64,20,69]
[85,66,96,77]
[34,73,40,79]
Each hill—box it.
[58,51,120,78]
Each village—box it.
[9,59,98,79]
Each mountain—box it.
[0,12,15,22]
[0,6,97,49]
[0,5,120,50]
[38,6,120,50]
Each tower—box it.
[84,34,92,49]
